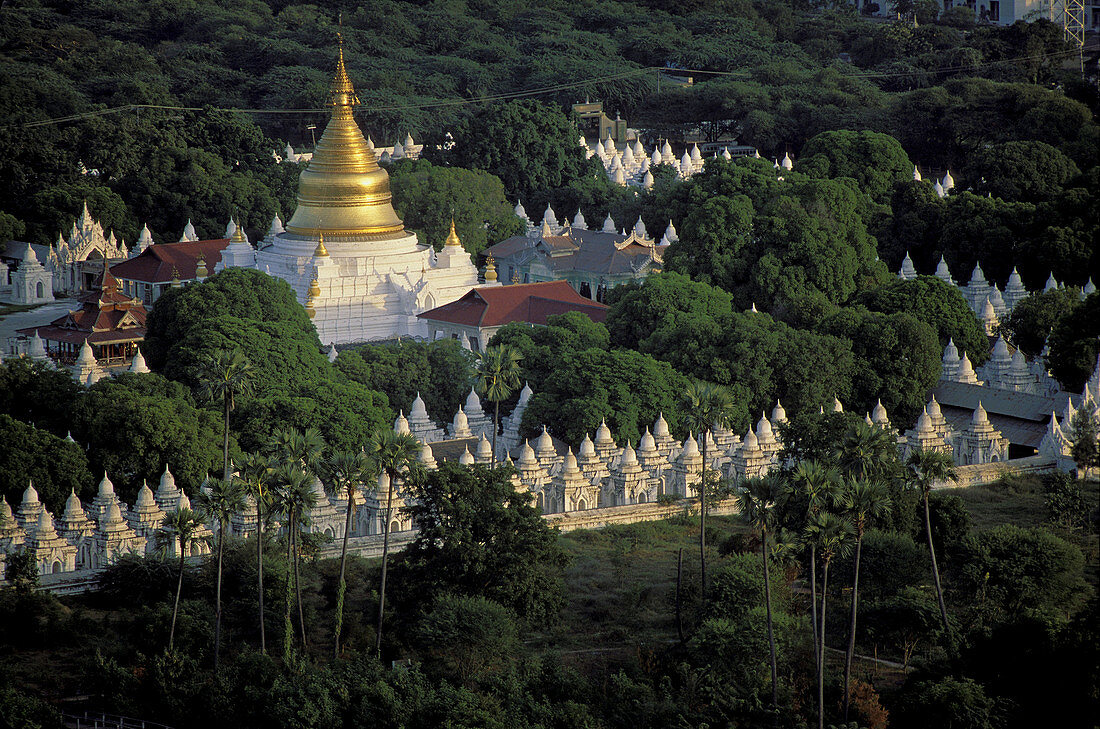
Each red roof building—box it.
[109,239,229,306]
[417,280,608,350]
[17,266,146,365]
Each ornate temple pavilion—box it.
[17,265,145,365]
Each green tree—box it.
[236,452,276,654]
[957,524,1088,623]
[904,448,957,651]
[737,473,789,724]
[1047,292,1100,392]
[996,287,1081,358]
[398,462,569,629]
[409,595,519,686]
[474,344,524,467]
[368,429,422,655]
[198,348,254,482]
[820,307,942,425]
[682,380,736,595]
[0,358,83,437]
[964,140,1080,202]
[894,677,996,729]
[791,460,840,675]
[796,129,913,201]
[429,99,588,204]
[804,511,853,729]
[269,464,315,662]
[0,414,92,515]
[838,478,891,720]
[162,507,204,654]
[857,276,989,366]
[389,158,525,258]
[863,587,940,670]
[75,374,225,501]
[195,477,245,672]
[321,449,375,659]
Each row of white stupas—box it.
[897,254,1097,328]
[273,133,422,166]
[582,135,788,188]
[0,468,211,578]
[513,200,680,248]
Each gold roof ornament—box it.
[195,255,208,279]
[512,268,521,285]
[484,253,498,282]
[230,218,247,243]
[308,275,321,298]
[444,218,462,247]
[313,232,329,257]
[170,266,182,288]
[284,32,405,240]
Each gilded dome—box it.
[285,42,405,240]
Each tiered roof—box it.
[17,266,146,346]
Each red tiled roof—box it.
[110,239,229,283]
[418,280,608,328]
[17,261,147,345]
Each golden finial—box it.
[195,255,208,279]
[313,232,329,257]
[170,266,182,288]
[512,268,521,285]
[308,275,321,298]
[231,218,246,243]
[484,253,498,282]
[445,218,461,247]
[331,19,358,108]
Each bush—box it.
[708,553,765,618]
[1044,472,1092,531]
[833,530,928,601]
[410,595,519,684]
[927,492,972,555]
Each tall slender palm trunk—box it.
[169,546,185,653]
[843,533,863,719]
[492,401,500,468]
[283,509,294,663]
[256,502,266,654]
[294,524,307,649]
[761,529,779,726]
[214,521,226,671]
[699,435,708,596]
[375,480,396,656]
[810,544,820,673]
[222,399,231,481]
[818,558,832,729]
[924,494,953,653]
[334,488,354,659]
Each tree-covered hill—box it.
[0,0,1095,250]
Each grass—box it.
[535,509,749,654]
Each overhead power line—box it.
[2,46,1080,131]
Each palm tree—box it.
[368,429,422,656]
[840,478,891,720]
[737,473,788,725]
[237,453,275,653]
[804,511,853,729]
[791,460,840,676]
[682,380,735,594]
[321,449,375,659]
[271,465,316,662]
[196,477,245,672]
[474,344,523,466]
[162,506,204,654]
[905,448,958,652]
[199,349,254,481]
[836,420,898,483]
[268,426,326,653]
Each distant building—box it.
[45,202,128,294]
[417,280,609,351]
[111,237,230,306]
[486,205,665,301]
[1,242,53,304]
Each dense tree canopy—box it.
[389,159,525,258]
[0,413,92,515]
[796,129,913,201]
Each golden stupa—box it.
[285,38,405,239]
